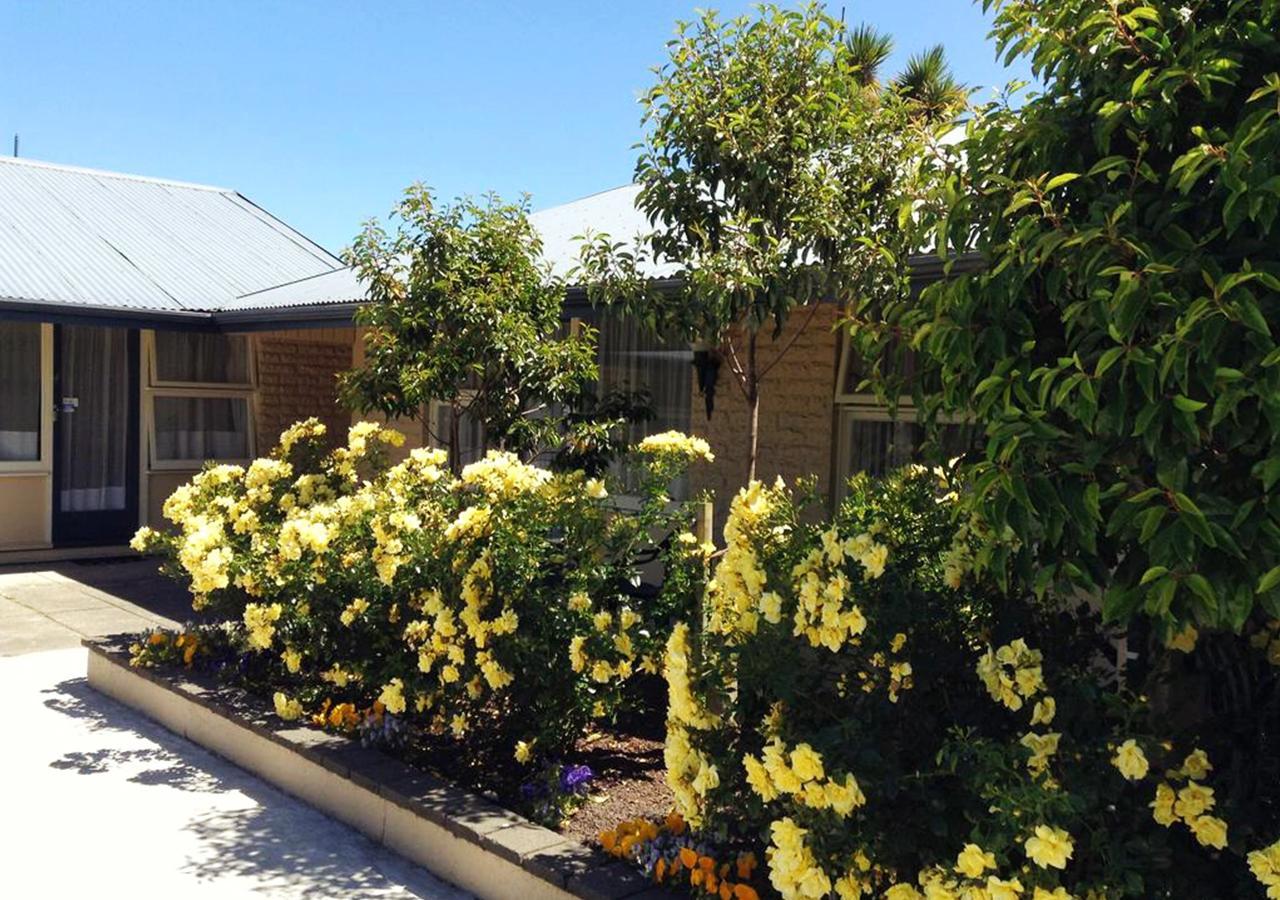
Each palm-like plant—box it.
[843,23,895,88]
[893,44,969,122]
[841,25,968,123]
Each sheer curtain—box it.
[154,332,249,383]
[154,396,250,461]
[59,326,128,511]
[0,322,41,461]
[597,313,693,497]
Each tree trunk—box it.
[449,400,462,476]
[746,330,760,483]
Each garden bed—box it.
[85,636,674,900]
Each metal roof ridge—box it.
[0,155,231,193]
[231,264,352,301]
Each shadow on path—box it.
[36,672,464,899]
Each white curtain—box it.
[59,326,128,511]
[154,332,249,384]
[0,322,41,461]
[154,396,250,461]
[597,313,693,497]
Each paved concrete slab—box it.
[0,649,471,898]
[0,558,191,656]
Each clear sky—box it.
[1,1,1030,256]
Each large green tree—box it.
[857,0,1280,635]
[340,188,598,471]
[577,3,958,480]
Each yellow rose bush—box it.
[132,417,709,771]
[646,468,1272,898]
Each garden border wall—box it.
[84,638,674,900]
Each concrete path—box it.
[0,558,191,655]
[1,648,471,898]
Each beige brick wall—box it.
[688,303,842,532]
[254,329,355,452]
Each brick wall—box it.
[254,330,354,451]
[688,303,842,532]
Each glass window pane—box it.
[0,322,41,461]
[595,312,693,498]
[154,396,250,461]
[154,332,250,384]
[431,404,485,467]
[843,415,972,479]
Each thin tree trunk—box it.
[449,400,462,476]
[746,330,759,483]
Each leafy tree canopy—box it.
[577,2,959,478]
[339,188,598,469]
[856,0,1280,635]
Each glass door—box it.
[52,325,139,545]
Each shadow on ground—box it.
[39,673,458,899]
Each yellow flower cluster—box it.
[243,602,283,651]
[977,639,1045,711]
[767,817,830,899]
[742,739,865,816]
[329,421,406,481]
[1149,748,1227,849]
[1249,837,1280,899]
[273,691,303,721]
[1019,731,1061,780]
[459,451,551,499]
[636,430,715,462]
[705,480,785,637]
[664,623,721,825]
[789,528,885,652]
[402,555,517,704]
[277,418,327,455]
[378,677,407,715]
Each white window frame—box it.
[0,322,54,474]
[143,331,257,471]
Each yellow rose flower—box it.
[1024,825,1074,870]
[955,843,997,879]
[1111,739,1149,781]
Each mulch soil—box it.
[562,730,672,843]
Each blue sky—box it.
[1,1,1030,255]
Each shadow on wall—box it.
[39,675,465,899]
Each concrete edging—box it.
[84,640,670,900]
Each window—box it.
[153,396,251,461]
[428,399,486,468]
[0,322,42,462]
[152,332,251,386]
[832,332,972,495]
[594,312,694,498]
[147,331,254,467]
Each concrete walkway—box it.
[0,558,190,656]
[0,561,470,897]
[1,649,470,898]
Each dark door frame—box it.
[51,326,141,547]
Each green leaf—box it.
[1172,395,1206,412]
[1257,565,1280,595]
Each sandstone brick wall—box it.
[688,303,842,534]
[254,329,355,452]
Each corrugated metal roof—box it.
[0,156,343,315]
[223,265,366,312]
[530,184,679,280]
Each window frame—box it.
[143,331,257,471]
[146,330,255,389]
[0,322,53,474]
